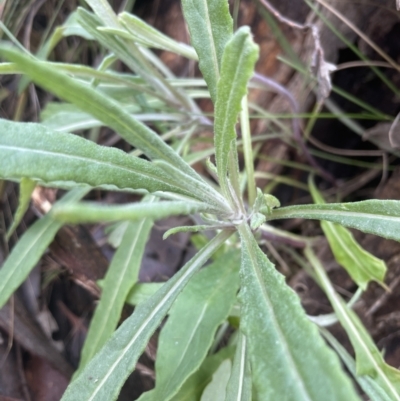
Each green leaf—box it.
[181,0,233,103]
[41,102,139,133]
[214,27,258,196]
[309,178,386,289]
[0,119,206,201]
[152,161,229,212]
[62,10,94,40]
[200,359,231,401]
[306,247,400,401]
[138,251,240,401]
[51,200,211,224]
[250,212,266,230]
[61,230,233,401]
[170,346,235,401]
[323,330,393,401]
[0,44,202,183]
[269,200,400,242]
[41,101,179,133]
[0,187,88,308]
[84,0,120,28]
[106,221,129,248]
[224,333,252,401]
[163,224,231,240]
[98,281,164,307]
[125,283,163,306]
[237,222,360,401]
[118,12,197,60]
[41,103,103,133]
[6,177,36,240]
[75,9,194,113]
[77,199,154,374]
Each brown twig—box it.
[258,0,336,100]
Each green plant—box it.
[0,0,399,400]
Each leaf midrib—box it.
[85,218,147,361]
[272,208,400,225]
[0,217,59,302]
[80,231,231,401]
[160,267,233,398]
[216,38,248,181]
[241,224,312,400]
[322,269,400,400]
[0,144,171,188]
[198,0,220,83]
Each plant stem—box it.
[240,95,256,206]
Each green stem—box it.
[240,95,256,206]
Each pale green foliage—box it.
[171,347,235,401]
[224,333,252,401]
[307,248,400,400]
[0,188,88,309]
[200,359,231,401]
[138,251,240,401]
[181,0,233,103]
[270,200,400,241]
[61,231,232,401]
[238,223,360,401]
[0,119,202,199]
[0,0,399,400]
[52,200,211,224]
[76,198,155,374]
[324,331,395,401]
[6,177,36,240]
[309,178,386,289]
[213,27,259,198]
[0,45,201,182]
[119,12,198,59]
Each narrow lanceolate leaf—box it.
[77,200,154,374]
[119,12,197,60]
[200,359,231,401]
[309,179,386,289]
[0,45,203,183]
[125,283,163,306]
[323,330,394,401]
[181,0,232,103]
[306,247,400,401]
[84,0,120,28]
[163,224,231,240]
[224,333,252,401]
[237,222,360,401]
[61,230,233,401]
[138,251,240,401]
[6,177,36,240]
[75,8,178,106]
[51,200,210,224]
[214,28,258,196]
[0,119,204,201]
[153,161,229,213]
[41,102,139,133]
[0,188,88,309]
[269,200,400,242]
[170,347,235,401]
